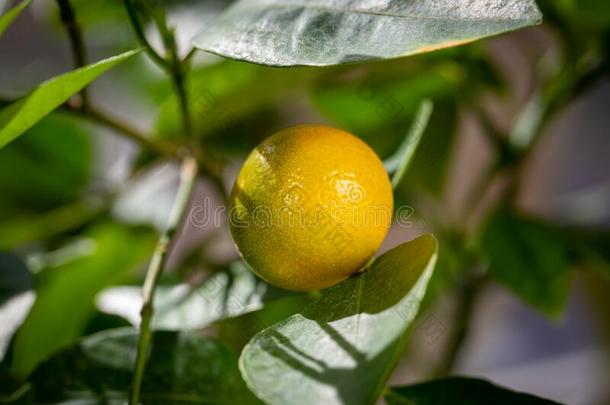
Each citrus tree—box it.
[0,0,609,404]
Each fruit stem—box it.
[129,156,198,405]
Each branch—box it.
[182,47,198,65]
[55,0,89,109]
[434,272,486,376]
[65,104,182,159]
[129,156,198,405]
[122,0,169,71]
[152,12,193,137]
[122,0,192,138]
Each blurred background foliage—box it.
[0,0,609,404]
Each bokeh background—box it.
[1,1,609,404]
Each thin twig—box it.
[122,4,210,402]
[55,0,89,108]
[153,12,193,138]
[129,156,198,405]
[182,47,198,66]
[66,105,182,158]
[122,0,169,71]
[434,272,486,376]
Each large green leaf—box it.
[97,262,268,329]
[385,377,562,404]
[30,328,261,404]
[10,222,156,378]
[0,49,140,149]
[480,210,570,318]
[193,0,542,66]
[0,0,30,37]
[239,235,438,405]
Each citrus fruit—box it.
[229,124,393,291]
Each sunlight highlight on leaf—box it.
[239,234,438,405]
[194,0,542,66]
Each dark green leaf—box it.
[564,228,610,279]
[0,113,91,217]
[193,0,542,66]
[30,328,260,404]
[397,99,458,195]
[0,49,140,149]
[0,0,30,37]
[0,253,31,305]
[239,235,438,405]
[481,210,570,318]
[385,377,563,404]
[559,0,610,26]
[0,253,34,362]
[10,222,156,378]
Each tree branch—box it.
[66,104,183,159]
[129,156,198,405]
[434,272,486,376]
[55,0,89,109]
[122,0,169,71]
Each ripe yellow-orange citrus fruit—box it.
[229,124,393,291]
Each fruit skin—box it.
[229,124,393,291]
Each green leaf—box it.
[239,235,438,405]
[0,0,30,37]
[155,262,266,328]
[10,222,156,378]
[559,228,610,279]
[0,200,103,250]
[385,377,563,404]
[399,99,458,194]
[480,210,570,318]
[0,49,140,149]
[30,328,261,404]
[98,262,268,329]
[193,0,542,66]
[385,100,434,189]
[0,253,31,305]
[216,294,312,352]
[559,0,610,26]
[0,113,91,217]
